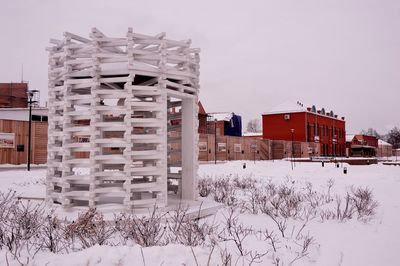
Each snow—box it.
[345,134,355,142]
[0,160,399,265]
[378,139,392,146]
[199,161,400,266]
[0,108,48,121]
[208,112,233,121]
[263,100,307,115]
[243,132,262,137]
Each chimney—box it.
[341,116,345,120]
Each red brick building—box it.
[262,102,346,156]
[198,101,208,134]
[0,83,29,108]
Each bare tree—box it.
[246,119,261,133]
[386,127,400,149]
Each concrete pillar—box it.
[181,97,198,200]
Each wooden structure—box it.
[46,28,200,210]
[0,119,47,164]
[198,134,320,161]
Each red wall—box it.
[262,112,306,142]
[306,113,346,156]
[352,135,378,147]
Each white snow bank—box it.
[0,160,399,265]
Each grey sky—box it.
[1,0,399,134]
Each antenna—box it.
[21,64,24,83]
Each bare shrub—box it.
[289,234,314,265]
[0,197,45,263]
[198,177,214,197]
[213,178,237,206]
[219,247,233,266]
[326,178,335,203]
[218,208,255,257]
[114,207,166,247]
[166,204,216,246]
[262,229,279,252]
[65,208,114,249]
[218,208,250,256]
[351,187,378,218]
[335,194,355,221]
[38,212,67,253]
[279,192,302,219]
[232,176,256,190]
[303,182,324,209]
[246,187,262,215]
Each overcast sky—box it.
[1,0,399,134]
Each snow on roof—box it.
[198,101,206,115]
[346,134,355,142]
[243,132,262,137]
[378,139,392,146]
[264,101,307,115]
[263,101,345,121]
[209,112,233,121]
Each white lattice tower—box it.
[46,28,200,210]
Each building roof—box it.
[378,139,392,146]
[263,100,345,121]
[209,112,233,121]
[264,101,307,115]
[243,132,262,137]
[0,107,48,121]
[346,134,355,142]
[198,101,206,115]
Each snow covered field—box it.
[0,160,399,265]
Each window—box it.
[250,143,257,153]
[198,142,207,152]
[77,136,90,143]
[217,143,226,152]
[32,115,41,121]
[0,133,15,148]
[234,144,242,153]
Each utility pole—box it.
[214,119,217,164]
[27,90,38,171]
[291,128,295,170]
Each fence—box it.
[198,134,320,162]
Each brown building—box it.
[0,108,48,164]
[0,83,29,108]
